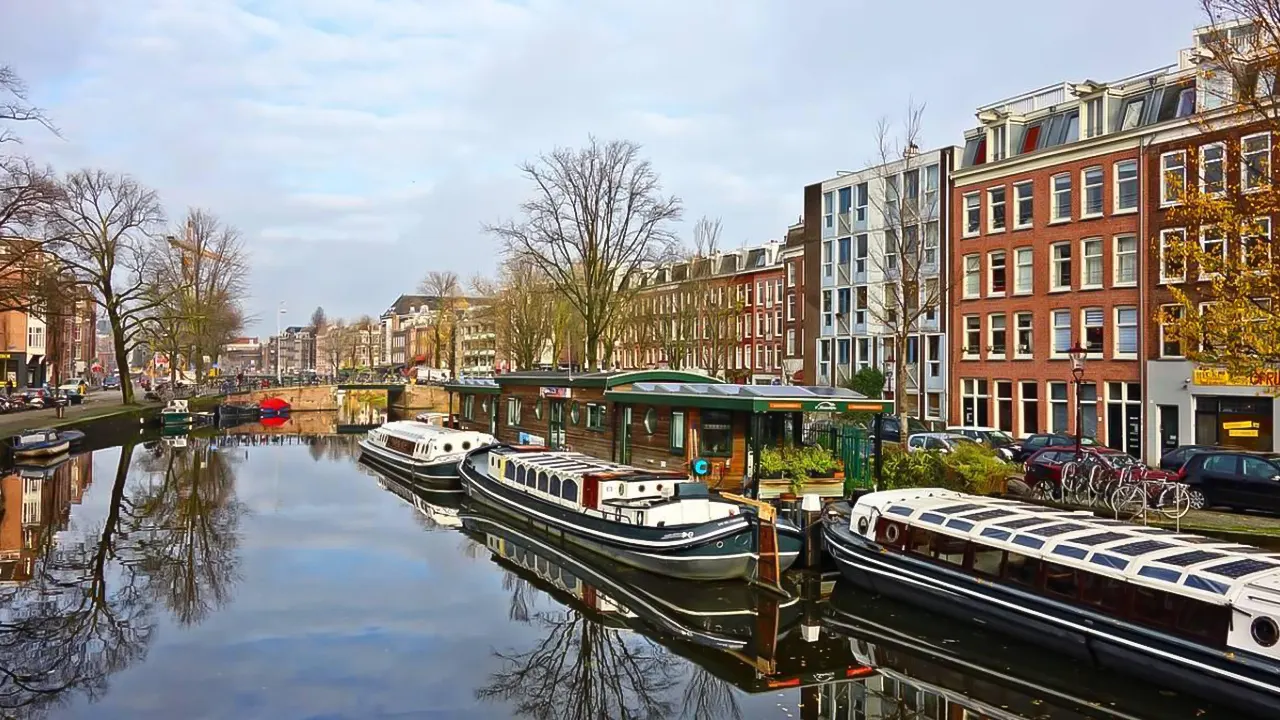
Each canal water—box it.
[0,416,1250,719]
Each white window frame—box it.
[1080,237,1104,289]
[1017,380,1039,437]
[987,186,1006,233]
[1050,241,1071,292]
[987,250,1006,297]
[1113,234,1137,287]
[1160,150,1186,206]
[962,254,980,299]
[1200,142,1226,196]
[1242,132,1271,193]
[1200,226,1226,279]
[1051,309,1072,358]
[1081,165,1104,218]
[1159,303,1184,358]
[1114,159,1138,213]
[962,315,981,358]
[1113,306,1139,359]
[1081,306,1105,357]
[1050,173,1072,222]
[1048,381,1069,434]
[1014,312,1033,359]
[1013,181,1033,229]
[1159,227,1186,284]
[1013,247,1033,295]
[1244,216,1273,265]
[987,313,1007,360]
[962,192,980,237]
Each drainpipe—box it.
[1138,134,1151,463]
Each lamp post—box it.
[1068,342,1086,460]
[276,302,287,383]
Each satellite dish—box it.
[691,458,711,477]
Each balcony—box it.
[837,211,853,236]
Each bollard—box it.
[55,405,65,419]
[801,493,823,569]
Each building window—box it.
[1051,173,1071,221]
[1106,382,1143,457]
[963,192,980,236]
[855,182,868,222]
[586,403,606,431]
[1113,235,1137,286]
[924,165,939,211]
[1049,382,1069,433]
[927,335,942,379]
[1019,381,1040,436]
[987,187,1006,232]
[988,250,1006,296]
[1081,238,1103,288]
[1115,306,1138,357]
[1084,96,1104,138]
[1242,132,1271,192]
[990,124,1007,162]
[786,293,795,321]
[924,221,939,266]
[1159,228,1186,283]
[507,397,522,427]
[1115,159,1138,211]
[1082,166,1104,217]
[1080,383,1099,438]
[1013,247,1033,294]
[786,261,795,287]
[961,378,990,426]
[1082,307,1105,354]
[670,410,686,454]
[988,313,1007,358]
[963,254,980,298]
[1201,142,1226,195]
[1120,97,1145,130]
[1160,305,1184,358]
[1244,217,1272,264]
[1160,150,1186,205]
[995,380,1014,432]
[1050,242,1071,291]
[1015,312,1033,358]
[699,410,732,457]
[26,325,44,350]
[1201,226,1226,277]
[1052,310,1072,356]
[785,329,795,356]
[1014,181,1033,228]
[963,316,981,357]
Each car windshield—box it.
[986,430,1015,445]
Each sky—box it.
[2,0,1206,335]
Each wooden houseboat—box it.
[460,443,805,582]
[359,420,495,492]
[823,488,1280,717]
[445,370,891,499]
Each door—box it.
[1158,405,1179,455]
[549,400,565,450]
[618,406,632,464]
[489,401,498,436]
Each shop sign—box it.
[1229,429,1260,438]
[540,387,571,399]
[0,353,10,360]
[1193,367,1280,387]
[767,402,803,410]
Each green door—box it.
[618,406,632,464]
[549,400,565,450]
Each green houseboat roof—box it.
[442,377,501,394]
[605,382,895,414]
[490,369,721,389]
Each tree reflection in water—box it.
[0,437,245,717]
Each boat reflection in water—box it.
[357,456,464,529]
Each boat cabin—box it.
[368,421,495,463]
[446,371,892,496]
[11,428,58,448]
[486,447,741,528]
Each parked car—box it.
[1023,445,1167,489]
[58,381,88,404]
[907,432,979,454]
[948,426,1017,460]
[1158,444,1230,472]
[871,416,932,444]
[1008,433,1099,463]
[1177,450,1280,512]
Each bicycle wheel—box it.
[1031,480,1057,503]
[1157,482,1192,520]
[1111,483,1145,519]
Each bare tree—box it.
[865,103,945,430]
[47,170,166,404]
[419,270,461,370]
[487,137,682,370]
[476,259,554,371]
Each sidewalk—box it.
[0,391,160,435]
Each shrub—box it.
[878,442,1017,495]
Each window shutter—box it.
[1118,308,1138,353]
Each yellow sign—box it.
[1193,367,1280,387]
[1229,429,1260,438]
[0,353,10,360]
[767,402,803,410]
[1224,420,1260,430]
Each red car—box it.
[1024,445,1175,489]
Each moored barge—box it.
[359,421,495,492]
[460,444,804,582]
[823,487,1280,717]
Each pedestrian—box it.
[4,379,11,396]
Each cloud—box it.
[4,0,1205,329]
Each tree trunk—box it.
[108,305,135,404]
[894,335,909,436]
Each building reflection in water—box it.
[0,452,93,585]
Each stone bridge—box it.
[226,384,452,413]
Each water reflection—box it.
[0,438,244,716]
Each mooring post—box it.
[801,493,823,569]
[873,412,884,491]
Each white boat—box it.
[9,428,70,458]
[358,420,495,492]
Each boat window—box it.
[1183,575,1229,595]
[920,512,944,525]
[945,518,974,532]
[1132,586,1176,628]
[442,443,453,453]
[550,475,562,496]
[972,544,1004,577]
[462,441,471,451]
[980,527,1012,542]
[1138,566,1182,583]
[907,527,931,556]
[537,472,549,493]
[1052,545,1088,560]
[931,534,967,566]
[1012,535,1045,550]
[516,466,527,485]
[562,479,579,503]
[505,462,516,481]
[1004,551,1041,588]
[1079,572,1127,612]
[1089,553,1129,571]
[887,505,914,517]
[699,410,733,457]
[1175,596,1231,644]
[1044,563,1079,600]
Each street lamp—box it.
[1068,342,1086,460]
[276,302,287,383]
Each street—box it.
[0,389,134,435]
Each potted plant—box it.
[759,446,786,480]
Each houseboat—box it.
[160,399,193,426]
[358,420,495,492]
[259,397,291,418]
[823,488,1280,717]
[459,444,805,582]
[8,428,70,458]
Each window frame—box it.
[1159,227,1187,284]
[1081,306,1105,357]
[1160,150,1186,206]
[669,410,686,455]
[1014,312,1033,359]
[987,186,1007,233]
[1013,247,1033,295]
[962,253,981,299]
[1159,304,1184,358]
[1114,159,1139,213]
[1050,173,1072,222]
[988,312,1007,359]
[1081,165,1105,218]
[963,315,981,358]
[963,192,981,237]
[1013,180,1034,229]
[1114,306,1139,359]
[1080,237,1104,289]
[1050,241,1072,292]
[1241,131,1271,193]
[1051,309,1072,358]
[1200,226,1226,279]
[987,250,1007,297]
[1200,142,1226,196]
[1113,234,1137,287]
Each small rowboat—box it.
[9,428,71,458]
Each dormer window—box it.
[1084,96,1105,138]
[989,124,1007,162]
